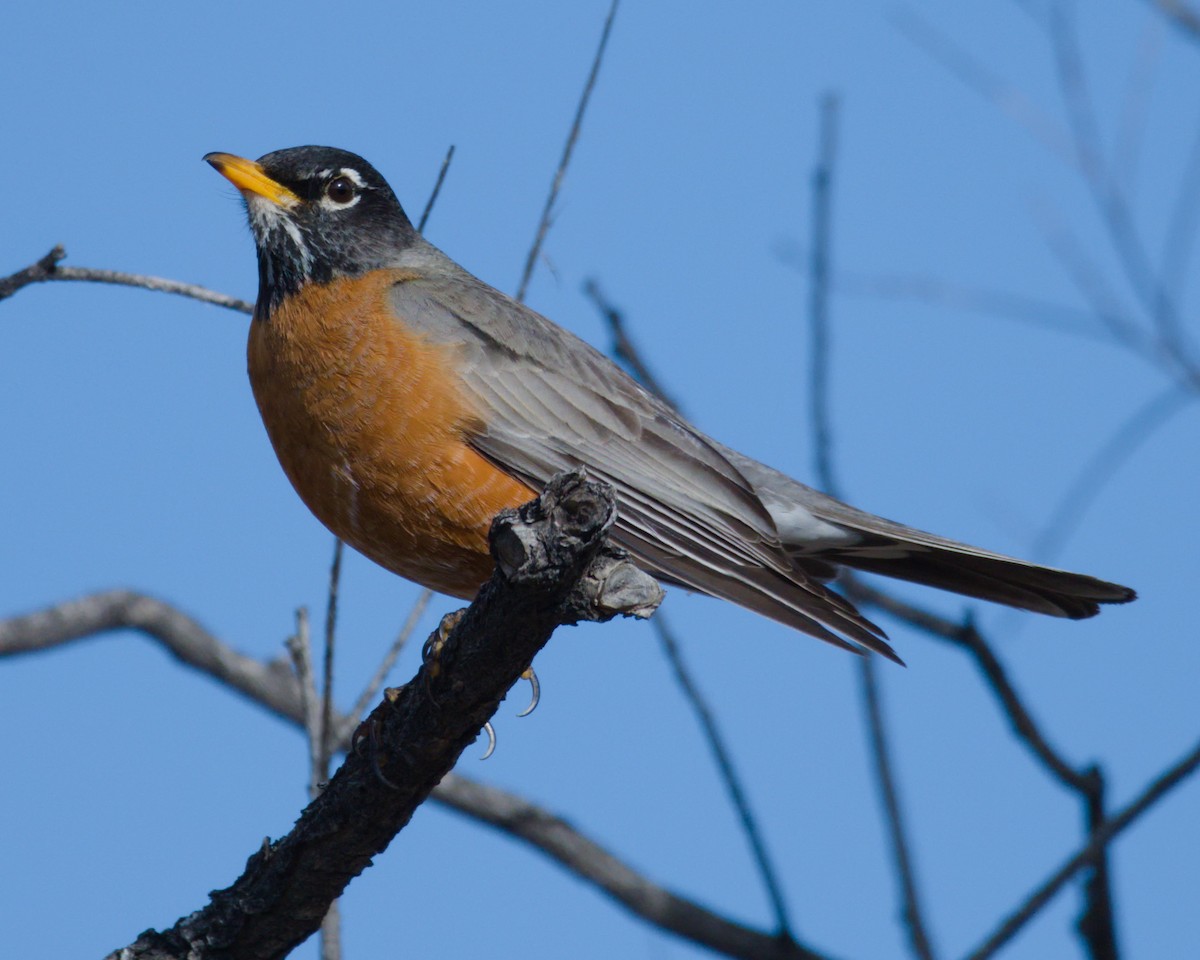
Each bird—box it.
[205,145,1134,664]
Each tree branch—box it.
[83,471,662,960]
[516,0,619,302]
[806,92,936,960]
[585,275,801,944]
[0,245,253,313]
[963,734,1200,960]
[435,774,829,960]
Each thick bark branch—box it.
[98,471,660,960]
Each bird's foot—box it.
[421,609,466,702]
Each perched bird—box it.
[206,145,1134,663]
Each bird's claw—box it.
[351,702,402,790]
[480,720,496,760]
[516,665,540,718]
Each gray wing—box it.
[387,256,897,658]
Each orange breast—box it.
[247,269,535,598]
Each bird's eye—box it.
[325,176,357,204]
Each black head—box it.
[205,146,418,315]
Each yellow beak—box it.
[204,152,300,206]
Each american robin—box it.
[205,145,1134,663]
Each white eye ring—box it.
[318,168,366,210]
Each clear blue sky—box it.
[2,2,1196,958]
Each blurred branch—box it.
[841,580,1123,956]
[516,0,619,302]
[286,606,322,785]
[964,734,1200,960]
[583,278,682,409]
[808,94,843,499]
[1048,2,1186,363]
[1033,199,1153,357]
[586,273,799,944]
[1031,384,1193,564]
[807,92,936,960]
[435,773,828,960]
[843,580,1091,793]
[1143,0,1200,40]
[319,538,343,779]
[1111,14,1164,190]
[1159,112,1200,314]
[654,611,796,941]
[891,6,1074,162]
[859,656,936,960]
[900,3,1200,392]
[319,539,345,960]
[6,582,1193,960]
[342,588,433,743]
[833,269,1105,341]
[285,604,343,960]
[0,589,305,720]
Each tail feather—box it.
[711,442,1135,625]
[829,543,1134,619]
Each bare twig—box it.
[286,607,322,783]
[845,580,1092,794]
[1111,14,1164,190]
[342,588,433,742]
[807,93,935,960]
[320,538,344,777]
[417,144,456,233]
[318,907,342,960]
[285,600,343,960]
[1159,112,1200,315]
[515,0,619,302]
[1048,2,1186,362]
[435,773,831,960]
[1033,199,1151,358]
[859,656,937,960]
[585,269,794,941]
[808,94,842,498]
[317,540,345,960]
[0,246,68,301]
[890,7,1074,163]
[1078,767,1118,960]
[1031,384,1193,564]
[655,612,796,940]
[963,735,1200,960]
[834,270,1105,341]
[583,278,682,409]
[0,590,304,720]
[0,247,254,313]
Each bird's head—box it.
[205,145,417,315]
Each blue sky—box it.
[2,2,1196,958]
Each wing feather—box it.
[386,262,899,659]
